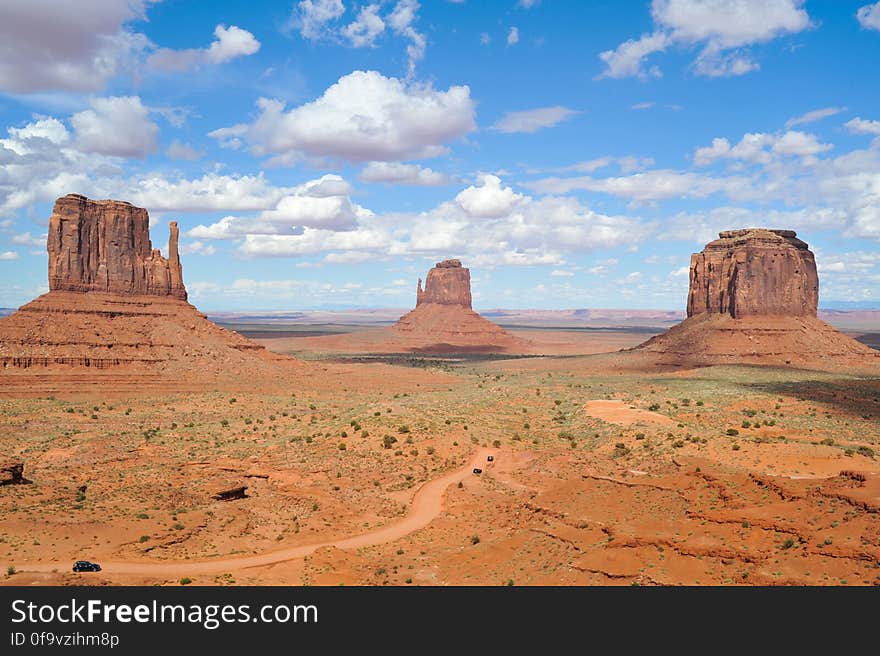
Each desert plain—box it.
[2,319,879,586]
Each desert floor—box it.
[2,326,879,586]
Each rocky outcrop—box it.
[0,461,31,485]
[0,194,302,392]
[687,229,818,318]
[48,194,186,300]
[213,486,248,501]
[634,228,880,373]
[416,259,473,308]
[393,258,528,353]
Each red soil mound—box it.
[634,313,880,372]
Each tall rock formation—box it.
[393,259,527,353]
[634,228,879,372]
[0,194,298,392]
[48,194,186,299]
[416,259,473,308]
[687,229,817,318]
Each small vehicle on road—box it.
[72,561,102,572]
[473,468,483,474]
[487,455,494,462]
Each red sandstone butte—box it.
[687,229,818,318]
[393,259,527,353]
[0,194,299,393]
[48,194,186,300]
[416,258,473,308]
[634,228,879,372]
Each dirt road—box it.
[21,448,493,578]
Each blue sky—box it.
[1,0,879,311]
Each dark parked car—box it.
[487,455,494,462]
[72,561,101,572]
[473,468,482,474]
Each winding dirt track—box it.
[22,448,492,578]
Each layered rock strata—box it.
[48,194,186,299]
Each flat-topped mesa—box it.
[687,228,817,319]
[47,194,187,300]
[416,259,472,308]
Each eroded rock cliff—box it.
[48,194,186,300]
[687,229,818,318]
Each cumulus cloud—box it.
[0,0,153,93]
[507,26,520,45]
[148,24,260,71]
[358,162,449,186]
[598,0,812,79]
[70,96,159,158]
[0,251,20,260]
[491,106,578,133]
[341,4,385,47]
[188,175,372,239]
[184,172,648,266]
[693,130,832,166]
[845,117,880,136]
[209,70,476,163]
[857,2,880,30]
[455,175,525,218]
[180,241,216,256]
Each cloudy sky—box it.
[1,0,879,311]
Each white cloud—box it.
[480,33,491,45]
[772,130,833,157]
[10,232,46,247]
[491,106,577,134]
[598,0,811,79]
[0,0,153,93]
[556,156,655,174]
[209,70,476,163]
[388,0,426,77]
[785,107,846,129]
[188,175,372,238]
[148,24,260,71]
[693,130,831,166]
[455,175,524,218]
[845,117,880,136]
[551,269,574,277]
[342,4,385,47]
[359,162,449,186]
[296,0,345,40]
[507,26,520,45]
[187,173,649,266]
[598,32,668,79]
[0,251,20,261]
[180,240,216,256]
[632,102,656,110]
[518,0,540,7]
[206,25,260,63]
[293,0,426,76]
[857,2,880,30]
[71,96,159,158]
[527,170,743,201]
